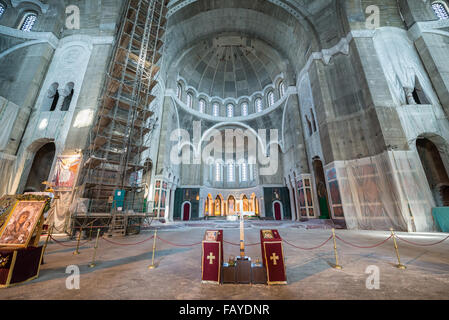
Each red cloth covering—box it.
[0,246,43,287]
[260,229,287,284]
[201,241,221,283]
[201,230,223,283]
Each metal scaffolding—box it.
[72,0,169,236]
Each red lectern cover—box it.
[260,229,287,285]
[201,230,223,284]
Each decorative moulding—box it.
[11,0,49,13]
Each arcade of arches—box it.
[204,194,260,217]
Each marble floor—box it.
[1,221,449,300]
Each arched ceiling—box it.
[163,0,335,89]
[177,34,288,98]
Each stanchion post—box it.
[89,227,93,241]
[390,228,406,269]
[148,228,158,269]
[332,228,342,270]
[73,227,82,255]
[89,229,101,268]
[41,225,54,265]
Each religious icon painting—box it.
[205,231,218,241]
[160,190,166,208]
[0,200,46,248]
[51,155,81,190]
[262,230,274,239]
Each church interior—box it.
[0,0,449,300]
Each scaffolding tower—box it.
[72,0,169,236]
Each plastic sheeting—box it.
[45,192,72,232]
[374,28,441,107]
[0,99,19,152]
[0,153,16,197]
[326,151,436,232]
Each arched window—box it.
[255,98,263,113]
[249,163,255,181]
[226,104,234,117]
[279,81,286,97]
[432,1,449,19]
[241,102,248,116]
[61,83,75,111]
[241,162,248,182]
[215,162,222,182]
[310,109,317,132]
[213,103,220,116]
[227,161,235,182]
[268,91,275,107]
[199,99,206,113]
[0,4,5,18]
[177,83,182,99]
[20,12,37,32]
[186,93,193,108]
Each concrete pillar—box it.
[198,196,205,218]
[167,183,176,222]
[56,89,68,111]
[291,177,301,221]
[287,182,296,221]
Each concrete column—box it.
[167,184,176,222]
[291,177,301,221]
[287,182,296,221]
[56,89,68,111]
[198,196,205,218]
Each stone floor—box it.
[1,221,449,300]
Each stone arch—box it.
[416,134,449,206]
[23,141,56,192]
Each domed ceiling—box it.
[177,34,288,98]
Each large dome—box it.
[177,34,288,98]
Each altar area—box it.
[204,194,260,218]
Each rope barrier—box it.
[282,235,333,250]
[223,240,260,246]
[156,236,202,247]
[49,235,92,248]
[395,234,449,247]
[101,235,155,246]
[335,234,393,249]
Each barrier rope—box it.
[223,240,260,246]
[335,234,393,249]
[282,235,333,250]
[49,235,92,247]
[156,236,202,247]
[101,235,155,246]
[395,234,449,247]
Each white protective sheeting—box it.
[373,28,441,107]
[0,153,16,197]
[46,191,72,232]
[0,98,19,152]
[328,151,436,232]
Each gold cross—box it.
[207,252,216,265]
[270,252,279,266]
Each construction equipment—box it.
[72,0,169,235]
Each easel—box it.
[0,197,49,288]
